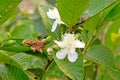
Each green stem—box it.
[82,20,105,54]
[44,59,54,71]
[82,35,95,54]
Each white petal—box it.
[67,51,78,62]
[54,40,64,48]
[57,19,65,25]
[51,20,58,32]
[74,40,85,48]
[56,49,67,59]
[47,9,56,19]
[60,20,65,24]
[47,7,60,19]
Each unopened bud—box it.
[47,47,54,55]
[7,32,12,38]
[53,45,60,51]
[4,40,16,46]
[44,36,52,43]
[75,33,81,39]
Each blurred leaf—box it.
[0,39,30,52]
[84,0,116,17]
[46,0,56,5]
[111,33,120,43]
[11,20,37,39]
[96,65,113,80]
[58,0,90,27]
[107,68,120,80]
[84,66,94,80]
[12,53,48,70]
[5,64,29,80]
[86,45,116,69]
[32,10,47,37]
[115,54,120,68]
[54,50,84,80]
[0,0,22,24]
[105,19,120,51]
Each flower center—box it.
[63,34,75,51]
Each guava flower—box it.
[54,33,85,62]
[47,7,65,32]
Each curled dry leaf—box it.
[23,39,45,53]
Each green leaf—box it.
[54,50,84,80]
[105,19,120,51]
[83,1,118,32]
[116,54,120,67]
[27,68,44,79]
[84,66,94,80]
[5,64,29,80]
[105,2,120,21]
[0,53,22,69]
[86,45,116,69]
[46,0,56,5]
[11,20,37,39]
[58,0,90,27]
[42,61,65,80]
[33,10,47,37]
[83,13,100,32]
[12,53,48,70]
[84,0,116,17]
[0,0,22,24]
[0,64,8,80]
[0,53,30,80]
[0,39,30,52]
[107,68,120,80]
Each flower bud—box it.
[75,33,81,39]
[3,40,16,46]
[7,32,12,38]
[44,36,52,43]
[53,45,60,51]
[47,47,54,55]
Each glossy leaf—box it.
[0,53,30,80]
[0,64,8,80]
[84,0,116,17]
[105,2,120,20]
[5,64,29,80]
[86,45,116,69]
[0,53,21,69]
[54,50,84,80]
[0,39,30,52]
[58,0,90,26]
[0,0,22,24]
[12,53,48,70]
